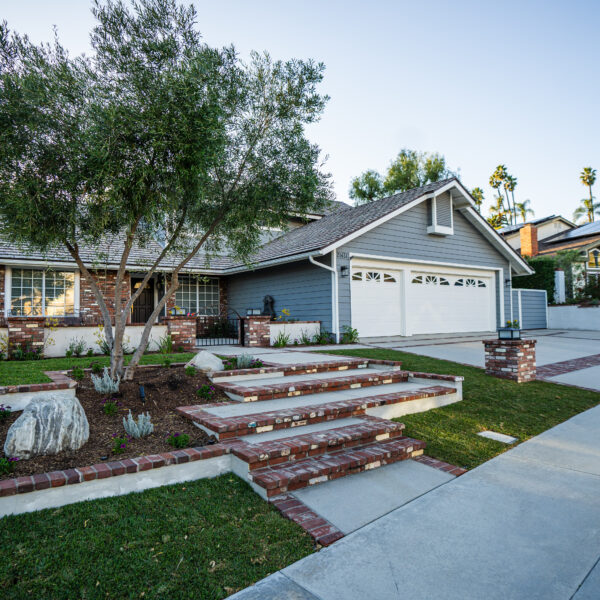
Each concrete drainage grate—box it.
[477,430,518,444]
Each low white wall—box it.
[269,321,320,345]
[0,454,231,517]
[3,388,75,412]
[548,305,600,331]
[43,324,168,358]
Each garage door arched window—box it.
[455,278,486,288]
[365,271,381,282]
[383,273,397,283]
[352,271,363,281]
[412,274,449,286]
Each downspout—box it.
[309,253,339,342]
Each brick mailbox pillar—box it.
[243,315,271,347]
[484,339,537,383]
[165,315,197,352]
[7,316,46,355]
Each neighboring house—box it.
[0,178,533,352]
[501,217,600,291]
[499,216,575,252]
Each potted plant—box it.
[498,319,521,340]
[169,305,186,316]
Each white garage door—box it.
[350,270,402,337]
[408,272,495,334]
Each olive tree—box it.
[0,0,331,380]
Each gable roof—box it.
[498,215,575,236]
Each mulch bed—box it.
[0,365,229,480]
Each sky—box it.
[3,0,600,220]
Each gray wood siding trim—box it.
[512,289,547,329]
[226,260,333,332]
[336,201,511,330]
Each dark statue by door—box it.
[262,295,275,318]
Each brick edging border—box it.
[412,454,467,476]
[0,440,242,498]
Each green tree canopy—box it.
[0,0,332,379]
[349,149,454,205]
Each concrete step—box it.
[246,436,426,499]
[177,384,457,440]
[214,368,410,402]
[231,416,406,470]
[210,358,378,382]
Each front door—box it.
[131,278,155,323]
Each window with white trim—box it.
[10,268,75,316]
[412,274,449,286]
[175,276,220,315]
[455,278,486,288]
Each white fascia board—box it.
[349,253,504,273]
[458,207,534,276]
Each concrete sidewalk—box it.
[231,403,600,600]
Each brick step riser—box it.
[187,386,456,440]
[219,373,410,403]
[255,446,425,499]
[235,427,406,471]
[211,360,374,382]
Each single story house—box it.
[0,178,533,354]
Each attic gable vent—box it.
[427,192,454,236]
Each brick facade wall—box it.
[165,315,197,351]
[7,317,46,354]
[244,315,271,347]
[80,270,131,325]
[484,339,537,383]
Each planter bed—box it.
[0,365,229,480]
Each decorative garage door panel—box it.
[350,270,402,337]
[409,272,494,334]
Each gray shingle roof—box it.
[0,179,453,272]
[230,178,455,267]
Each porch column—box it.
[7,316,46,356]
[483,339,537,383]
[164,315,197,352]
[243,315,271,347]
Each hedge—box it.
[513,256,556,300]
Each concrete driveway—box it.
[380,330,600,391]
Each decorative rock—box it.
[4,393,89,459]
[186,350,224,374]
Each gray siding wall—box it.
[226,259,333,332]
[336,201,512,330]
[512,289,547,329]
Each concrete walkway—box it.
[381,330,600,391]
[230,403,600,600]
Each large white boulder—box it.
[4,393,89,459]
[186,350,224,374]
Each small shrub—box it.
[65,349,73,358]
[0,404,12,423]
[71,367,85,381]
[11,344,42,361]
[0,457,18,476]
[299,329,313,345]
[93,325,112,355]
[341,325,359,344]
[272,331,291,348]
[312,330,334,345]
[177,345,184,353]
[102,398,119,416]
[162,356,173,369]
[67,337,88,358]
[89,361,103,375]
[184,365,196,376]
[123,410,154,438]
[236,353,258,369]
[196,384,216,400]
[167,432,190,449]
[111,434,131,454]
[86,348,94,357]
[91,367,120,394]
[155,333,174,354]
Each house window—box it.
[10,268,75,316]
[175,276,220,316]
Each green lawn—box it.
[319,348,600,470]
[0,353,196,386]
[0,474,313,600]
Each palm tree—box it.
[577,167,597,222]
[488,195,509,229]
[515,199,534,223]
[504,175,518,224]
[489,165,514,225]
[487,213,507,229]
[573,198,600,224]
[471,187,484,212]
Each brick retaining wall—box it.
[243,315,271,347]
